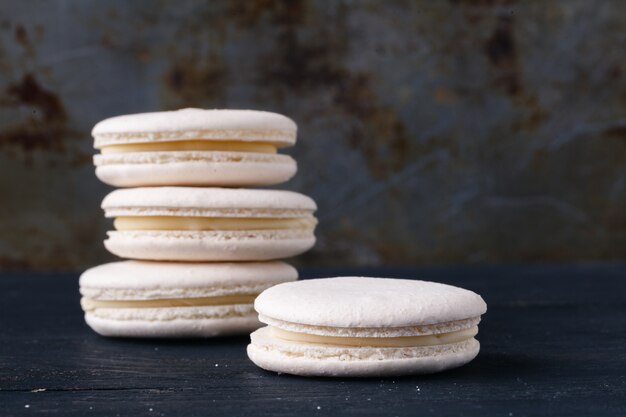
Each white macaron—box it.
[101,187,317,261]
[80,260,298,338]
[92,108,297,187]
[247,277,487,377]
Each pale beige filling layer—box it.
[81,294,257,311]
[269,326,479,347]
[113,216,317,231]
[100,140,277,154]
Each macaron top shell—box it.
[101,187,317,217]
[92,108,297,147]
[255,277,487,328]
[80,260,297,289]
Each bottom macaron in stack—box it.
[80,261,297,337]
[247,277,487,377]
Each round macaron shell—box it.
[101,187,317,216]
[94,152,297,187]
[247,329,480,377]
[104,230,315,261]
[255,277,487,329]
[79,260,298,296]
[92,108,297,147]
[86,312,261,338]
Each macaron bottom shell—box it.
[94,152,297,188]
[247,327,480,377]
[104,230,316,261]
[85,312,261,338]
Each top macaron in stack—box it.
[80,108,317,338]
[92,108,299,187]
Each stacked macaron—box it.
[80,108,317,337]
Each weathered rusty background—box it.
[0,0,624,270]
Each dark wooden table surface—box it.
[1,265,625,416]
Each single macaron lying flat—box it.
[247,277,487,377]
[92,108,297,187]
[102,187,317,261]
[80,260,297,337]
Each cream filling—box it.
[259,315,481,337]
[81,294,257,311]
[113,216,317,231]
[269,326,478,348]
[100,140,277,154]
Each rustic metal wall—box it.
[0,0,624,270]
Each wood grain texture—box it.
[1,265,625,416]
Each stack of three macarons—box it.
[80,109,317,338]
